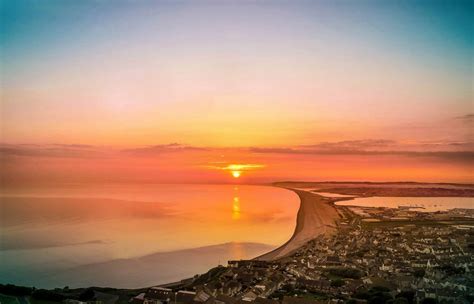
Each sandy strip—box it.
[256,188,342,260]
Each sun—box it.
[231,171,241,178]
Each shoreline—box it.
[256,187,347,261]
[6,181,473,290]
[257,181,474,261]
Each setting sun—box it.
[231,171,241,178]
[207,163,265,178]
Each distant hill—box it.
[40,242,275,289]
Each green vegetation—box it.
[324,267,364,279]
[394,291,415,304]
[388,298,409,304]
[0,284,145,304]
[353,286,393,304]
[191,266,227,286]
[435,264,465,275]
[0,285,33,297]
[330,279,344,288]
[270,285,327,301]
[30,290,64,302]
[348,249,369,258]
[413,269,425,278]
[0,294,21,304]
[29,298,59,304]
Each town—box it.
[1,204,473,304]
[127,205,474,304]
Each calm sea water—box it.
[335,196,473,212]
[0,184,299,288]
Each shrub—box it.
[331,279,345,288]
[326,267,364,279]
[0,284,33,296]
[32,289,65,302]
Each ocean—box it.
[0,184,299,288]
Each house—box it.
[194,290,212,303]
[144,288,174,304]
[223,281,242,296]
[176,291,196,304]
[281,296,326,304]
[130,293,146,304]
[254,298,279,304]
[241,290,258,302]
[214,295,237,304]
[64,300,88,304]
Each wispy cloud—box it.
[249,139,474,162]
[2,139,473,164]
[300,139,397,151]
[205,163,265,171]
[122,143,208,156]
[0,144,104,158]
[455,114,474,123]
[1,143,208,159]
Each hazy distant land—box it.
[274,181,474,195]
[41,242,275,289]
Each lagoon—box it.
[335,196,473,212]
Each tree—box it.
[32,289,65,301]
[396,291,415,304]
[413,269,425,278]
[79,288,95,301]
[331,279,345,287]
[0,284,33,296]
[388,298,409,304]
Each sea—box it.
[0,184,299,288]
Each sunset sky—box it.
[1,0,473,184]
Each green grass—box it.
[0,294,21,304]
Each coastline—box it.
[256,187,346,261]
[2,181,474,294]
[257,181,474,261]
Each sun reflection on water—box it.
[232,196,241,220]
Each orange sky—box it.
[1,142,472,186]
[1,1,473,184]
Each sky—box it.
[1,0,473,184]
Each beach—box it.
[257,187,343,260]
[258,181,474,261]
